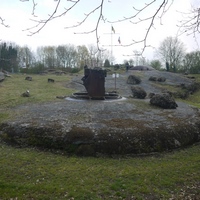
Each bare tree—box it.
[77,45,90,68]
[40,46,57,68]
[56,45,78,68]
[17,46,35,68]
[64,44,77,68]
[18,0,175,53]
[150,59,162,70]
[56,45,67,68]
[2,0,200,55]
[156,36,186,72]
[36,46,46,66]
[88,44,99,68]
[177,1,200,47]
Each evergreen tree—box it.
[104,59,110,68]
[0,42,18,72]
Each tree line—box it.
[0,42,111,73]
[1,36,200,74]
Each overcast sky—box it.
[0,0,199,64]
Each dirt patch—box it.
[0,70,200,156]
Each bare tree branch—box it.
[108,0,157,23]
[5,0,199,56]
[109,0,174,55]
[177,6,200,37]
[23,0,105,51]
[21,0,175,55]
[66,0,105,51]
[0,17,9,28]
[177,4,200,49]
[23,0,81,35]
[31,0,38,17]
[23,0,62,35]
[19,0,174,53]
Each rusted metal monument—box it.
[71,66,121,100]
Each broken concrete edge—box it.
[0,120,200,157]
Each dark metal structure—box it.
[71,66,121,100]
[81,67,106,99]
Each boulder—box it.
[174,82,200,99]
[148,92,155,99]
[149,76,166,82]
[48,78,55,83]
[181,82,200,94]
[25,76,32,81]
[127,75,141,84]
[131,86,147,99]
[157,77,166,82]
[21,90,30,97]
[149,76,157,81]
[150,93,178,109]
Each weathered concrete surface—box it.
[0,70,200,156]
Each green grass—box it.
[0,74,74,123]
[0,74,74,107]
[179,75,200,108]
[181,90,200,108]
[179,74,200,108]
[0,143,200,199]
[0,73,200,199]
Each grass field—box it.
[0,74,74,108]
[0,73,200,199]
[0,74,74,123]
